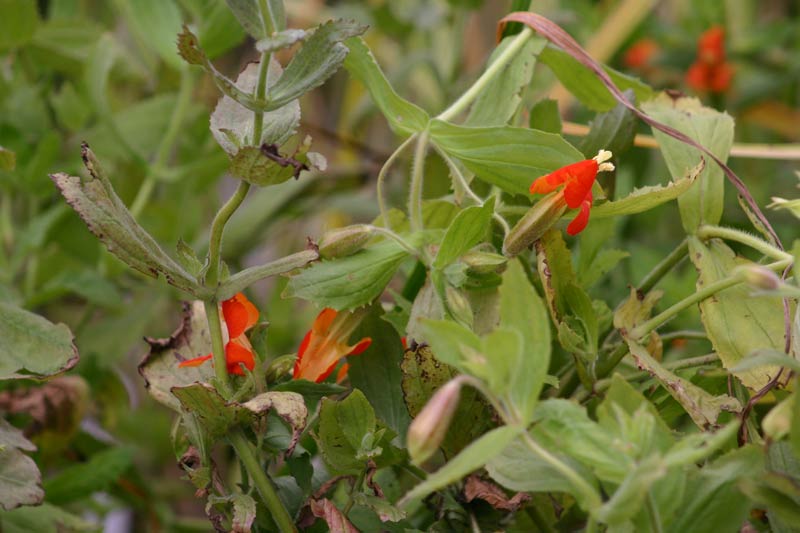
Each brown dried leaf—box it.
[309,499,359,533]
[463,474,531,512]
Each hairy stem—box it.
[377,135,416,232]
[408,130,430,235]
[696,224,794,262]
[228,429,297,533]
[204,299,231,397]
[437,27,533,121]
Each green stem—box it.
[408,130,430,234]
[521,432,602,511]
[696,225,793,262]
[630,258,792,340]
[585,517,598,533]
[205,299,231,397]
[365,225,419,255]
[343,468,366,515]
[638,238,688,293]
[436,27,534,121]
[228,429,297,533]
[659,330,708,342]
[377,135,417,232]
[205,181,251,286]
[646,492,663,533]
[130,67,196,218]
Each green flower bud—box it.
[407,378,464,465]
[737,265,781,291]
[318,225,374,259]
[461,250,508,274]
[445,286,474,328]
[502,192,567,257]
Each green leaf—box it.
[28,269,122,308]
[418,319,481,373]
[193,0,247,58]
[499,260,551,421]
[266,20,366,109]
[433,198,494,269]
[529,98,562,133]
[539,45,653,112]
[0,420,43,510]
[0,0,39,50]
[689,237,787,390]
[401,425,521,503]
[0,502,93,533]
[591,161,702,219]
[43,447,133,505]
[597,374,673,451]
[225,0,285,39]
[579,92,637,158]
[172,383,243,440]
[51,148,204,297]
[284,238,414,310]
[464,36,545,126]
[271,380,347,401]
[123,0,183,69]
[593,456,666,526]
[344,37,430,136]
[210,60,301,155]
[0,302,78,380]
[430,119,583,196]
[316,390,376,474]
[731,349,800,374]
[139,302,215,411]
[256,29,307,53]
[228,139,320,187]
[348,308,412,441]
[642,95,734,232]
[624,337,741,429]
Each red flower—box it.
[529,150,615,235]
[623,38,659,69]
[179,292,259,376]
[686,26,733,93]
[293,308,372,383]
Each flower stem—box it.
[228,429,297,533]
[436,28,533,121]
[408,130,430,235]
[629,258,792,340]
[365,225,419,255]
[204,299,231,397]
[637,238,688,293]
[377,135,416,232]
[696,224,792,261]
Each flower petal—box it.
[530,168,568,194]
[566,196,593,236]
[222,299,249,339]
[313,308,338,335]
[294,330,312,378]
[335,363,350,384]
[178,354,212,368]
[225,341,255,376]
[348,337,372,356]
[562,160,598,208]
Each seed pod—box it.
[502,192,567,257]
[318,225,374,259]
[461,250,507,274]
[407,378,464,465]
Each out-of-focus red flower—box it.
[686,26,733,93]
[623,38,660,69]
[293,308,371,383]
[529,150,615,235]
[179,292,258,376]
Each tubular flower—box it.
[179,292,259,376]
[686,26,733,93]
[529,150,615,235]
[623,38,659,70]
[293,308,371,383]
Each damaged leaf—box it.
[0,420,43,510]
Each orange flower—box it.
[293,308,371,383]
[623,38,659,69]
[686,26,733,93]
[529,150,615,235]
[179,292,259,376]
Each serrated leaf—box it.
[401,425,521,503]
[0,302,78,380]
[284,238,414,310]
[591,161,702,219]
[344,37,430,136]
[689,237,787,390]
[51,148,203,296]
[229,138,319,187]
[210,60,300,155]
[642,95,734,232]
[43,447,133,505]
[256,29,307,53]
[464,35,545,126]
[266,20,366,109]
[433,198,494,269]
[593,456,666,526]
[0,420,42,510]
[624,337,741,429]
[224,0,285,39]
[172,383,243,440]
[430,119,583,196]
[539,45,653,112]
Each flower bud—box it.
[445,286,473,328]
[502,192,567,257]
[318,225,374,259]
[407,378,464,465]
[461,250,507,274]
[737,265,781,291]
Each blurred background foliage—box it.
[0,0,798,529]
